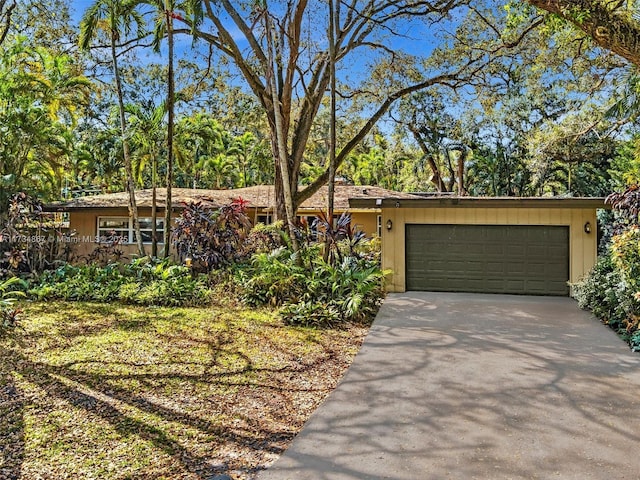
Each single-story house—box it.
[349,195,608,297]
[47,187,607,298]
[45,185,419,258]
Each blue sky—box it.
[67,0,441,60]
[69,0,212,70]
[67,0,450,122]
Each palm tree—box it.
[0,39,91,205]
[126,101,166,256]
[174,113,225,188]
[79,0,146,256]
[141,0,201,256]
[231,132,257,187]
[205,154,235,189]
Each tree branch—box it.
[0,0,16,47]
[526,0,640,65]
[297,60,484,204]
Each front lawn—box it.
[0,301,368,479]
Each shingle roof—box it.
[45,185,420,211]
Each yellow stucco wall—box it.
[380,207,599,296]
[350,210,380,238]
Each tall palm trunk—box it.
[163,4,175,257]
[325,0,337,261]
[151,152,158,257]
[111,35,144,256]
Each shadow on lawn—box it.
[0,352,25,480]
[1,318,344,479]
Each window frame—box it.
[96,216,165,245]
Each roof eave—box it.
[349,197,610,209]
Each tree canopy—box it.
[1,0,639,219]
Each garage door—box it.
[405,224,570,296]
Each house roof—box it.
[349,195,609,209]
[45,185,421,212]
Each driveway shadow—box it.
[256,292,640,480]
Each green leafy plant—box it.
[29,258,212,307]
[237,246,310,307]
[236,239,387,328]
[280,300,342,328]
[1,276,27,334]
[1,192,75,276]
[575,190,640,350]
[243,221,287,255]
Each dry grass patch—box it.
[0,301,368,479]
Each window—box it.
[97,217,164,244]
[97,217,129,244]
[377,215,382,237]
[136,217,165,244]
[256,215,272,225]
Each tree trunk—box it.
[151,152,157,257]
[325,0,337,261]
[457,151,465,195]
[0,0,16,47]
[426,156,446,192]
[112,35,145,256]
[163,4,175,257]
[264,6,300,253]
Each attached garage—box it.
[349,196,607,297]
[405,224,569,295]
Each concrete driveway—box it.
[256,292,640,480]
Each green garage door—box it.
[405,224,570,296]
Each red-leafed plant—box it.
[606,184,640,232]
[312,211,366,265]
[172,199,253,272]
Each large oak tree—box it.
[175,0,509,223]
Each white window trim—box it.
[97,216,165,245]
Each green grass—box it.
[0,301,368,479]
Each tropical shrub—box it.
[573,256,631,331]
[576,186,640,351]
[29,258,212,307]
[1,192,75,276]
[611,226,640,289]
[237,246,311,307]
[0,276,27,334]
[236,239,387,327]
[243,221,287,255]
[312,211,367,264]
[172,199,252,273]
[606,184,640,230]
[280,300,342,328]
